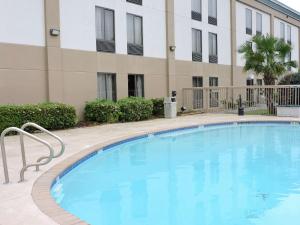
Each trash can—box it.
[164,97,177,118]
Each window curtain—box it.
[106,75,113,100]
[209,33,217,56]
[136,75,143,97]
[246,9,252,29]
[287,25,291,42]
[97,74,107,99]
[127,14,134,44]
[280,22,285,40]
[192,29,201,53]
[256,13,262,32]
[104,10,114,41]
[192,0,201,13]
[134,16,142,45]
[208,0,217,18]
[95,7,104,40]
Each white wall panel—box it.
[60,0,166,58]
[174,0,231,65]
[0,0,45,46]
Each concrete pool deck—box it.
[1,113,300,225]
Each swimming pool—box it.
[51,122,300,225]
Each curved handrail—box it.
[21,123,65,171]
[1,127,54,184]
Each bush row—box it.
[0,103,77,133]
[85,97,164,123]
[0,98,164,133]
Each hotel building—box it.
[0,0,299,114]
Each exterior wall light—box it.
[50,28,60,37]
[169,46,176,52]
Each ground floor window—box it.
[192,76,203,109]
[97,73,117,101]
[128,74,144,97]
[209,77,219,107]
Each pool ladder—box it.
[1,122,65,184]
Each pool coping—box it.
[32,119,300,225]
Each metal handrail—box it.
[1,127,54,184]
[21,123,65,171]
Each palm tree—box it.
[239,34,297,85]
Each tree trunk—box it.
[263,75,276,115]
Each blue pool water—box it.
[51,123,300,225]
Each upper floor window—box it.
[208,0,217,25]
[256,12,262,35]
[192,0,202,21]
[287,25,291,44]
[127,0,142,5]
[97,73,117,101]
[246,9,252,35]
[128,74,144,97]
[209,33,218,63]
[280,22,285,41]
[127,14,143,56]
[192,29,202,62]
[95,7,115,53]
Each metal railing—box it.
[182,85,300,115]
[1,123,65,184]
[21,123,65,171]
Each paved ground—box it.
[1,114,300,225]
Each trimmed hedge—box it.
[151,98,164,117]
[85,100,120,123]
[0,103,77,133]
[118,97,153,122]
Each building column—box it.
[166,0,176,96]
[44,0,64,102]
[230,0,237,86]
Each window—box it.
[128,74,144,97]
[209,33,218,63]
[127,14,143,55]
[193,77,203,109]
[287,25,291,44]
[257,79,263,86]
[209,77,219,107]
[209,77,218,87]
[192,0,202,21]
[192,29,202,62]
[256,12,262,35]
[246,9,252,35]
[193,76,203,87]
[127,0,142,5]
[97,73,117,101]
[95,7,115,53]
[208,0,217,25]
[280,22,285,41]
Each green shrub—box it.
[278,73,300,85]
[85,100,120,123]
[151,98,164,117]
[0,103,77,133]
[118,97,153,122]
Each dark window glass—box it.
[128,74,144,97]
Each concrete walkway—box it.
[1,114,299,225]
